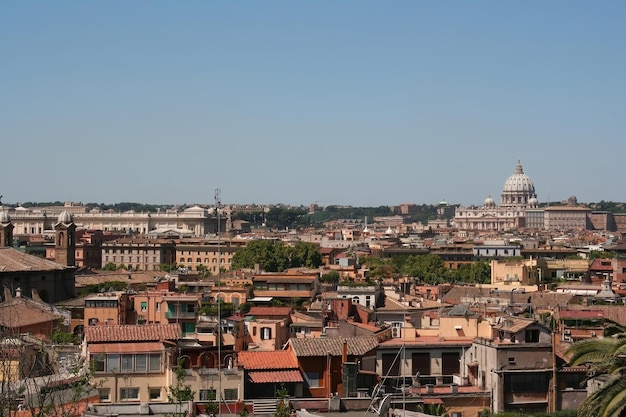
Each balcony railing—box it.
[166,311,196,319]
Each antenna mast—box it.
[215,188,222,415]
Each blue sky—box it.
[1,2,624,207]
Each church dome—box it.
[528,197,539,208]
[57,210,73,224]
[501,160,536,207]
[503,161,535,194]
[484,195,496,208]
[0,210,9,223]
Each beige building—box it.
[101,237,176,271]
[454,161,539,231]
[245,317,290,351]
[543,205,591,231]
[85,323,244,405]
[175,238,244,274]
[6,203,221,237]
[491,258,542,286]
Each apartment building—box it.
[6,203,222,237]
[101,237,176,271]
[175,238,243,274]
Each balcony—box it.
[166,310,196,319]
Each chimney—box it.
[342,340,348,363]
[15,287,21,298]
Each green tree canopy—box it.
[565,335,626,417]
[400,254,447,284]
[449,261,491,284]
[231,240,322,272]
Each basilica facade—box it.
[453,161,539,231]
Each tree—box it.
[590,250,616,260]
[565,335,626,417]
[196,264,211,279]
[401,254,447,284]
[361,257,398,280]
[168,358,195,416]
[232,240,322,272]
[102,262,117,271]
[274,384,291,417]
[0,328,95,417]
[321,270,340,285]
[288,242,322,269]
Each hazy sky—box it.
[1,2,624,207]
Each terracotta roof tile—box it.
[248,370,303,383]
[0,247,67,272]
[237,350,298,369]
[85,323,181,343]
[287,336,378,357]
[0,296,64,328]
[247,306,293,317]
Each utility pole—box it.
[215,188,222,416]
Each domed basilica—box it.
[453,161,538,231]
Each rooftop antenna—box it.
[215,188,222,416]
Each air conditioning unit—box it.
[563,335,572,342]
[590,331,596,337]
[564,329,571,335]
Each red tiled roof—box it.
[248,370,303,383]
[0,247,67,272]
[237,350,298,370]
[559,310,604,319]
[84,323,181,343]
[0,296,64,328]
[287,336,379,357]
[247,306,293,317]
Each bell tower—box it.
[55,211,76,266]
[0,209,13,247]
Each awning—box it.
[422,398,444,405]
[248,370,303,383]
[88,342,164,354]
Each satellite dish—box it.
[377,394,392,417]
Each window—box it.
[92,354,105,372]
[261,327,272,340]
[135,354,147,372]
[149,354,161,372]
[183,322,196,335]
[120,387,140,401]
[525,329,540,343]
[141,302,147,312]
[121,354,133,372]
[98,388,111,402]
[156,302,161,312]
[106,354,120,373]
[304,372,320,388]
[505,373,549,393]
[224,388,238,401]
[149,387,161,401]
[199,389,216,401]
